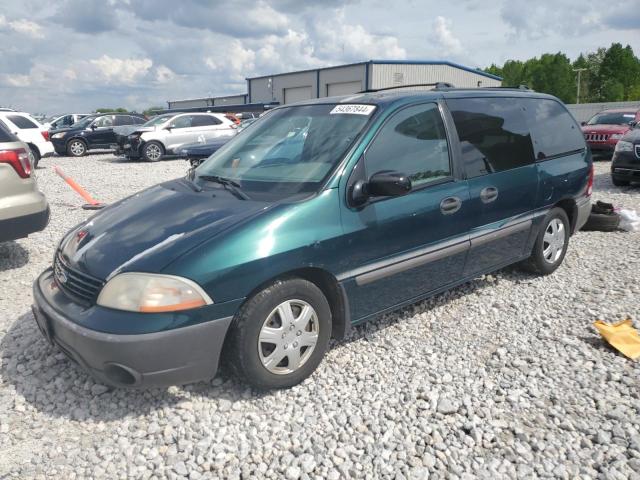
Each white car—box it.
[44,113,89,131]
[113,113,237,162]
[0,112,54,167]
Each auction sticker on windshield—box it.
[330,105,376,115]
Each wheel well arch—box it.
[554,198,578,234]
[66,136,86,147]
[26,143,39,155]
[142,139,166,152]
[241,267,350,341]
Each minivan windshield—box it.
[587,112,636,126]
[196,104,374,200]
[143,114,174,127]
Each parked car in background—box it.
[177,137,231,167]
[225,113,241,125]
[32,89,592,389]
[0,112,54,167]
[611,126,640,186]
[113,113,236,162]
[581,109,640,155]
[0,121,49,242]
[236,112,260,120]
[44,114,89,131]
[50,113,147,157]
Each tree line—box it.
[484,43,640,104]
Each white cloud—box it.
[89,55,153,84]
[430,16,464,56]
[0,15,44,38]
[154,65,175,83]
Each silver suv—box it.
[114,113,237,162]
[0,122,49,243]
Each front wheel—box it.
[225,278,332,389]
[142,141,164,162]
[519,207,570,275]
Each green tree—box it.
[527,53,576,103]
[143,106,164,117]
[597,43,640,101]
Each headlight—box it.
[611,134,624,140]
[97,273,213,312]
[615,140,633,152]
[51,132,66,139]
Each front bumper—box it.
[611,149,640,182]
[586,141,616,153]
[0,205,50,242]
[32,268,233,387]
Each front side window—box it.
[197,103,373,200]
[364,103,451,187]
[447,97,534,178]
[522,98,585,160]
[7,114,38,129]
[92,115,114,128]
[169,115,193,129]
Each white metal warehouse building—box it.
[166,60,502,110]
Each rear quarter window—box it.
[521,98,585,160]
[7,114,39,129]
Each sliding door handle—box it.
[440,196,462,215]
[480,186,499,204]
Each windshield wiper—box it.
[198,175,250,200]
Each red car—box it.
[581,109,640,155]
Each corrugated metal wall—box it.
[213,95,247,107]
[167,98,212,109]
[565,101,640,123]
[370,63,501,89]
[249,71,317,104]
[319,64,366,98]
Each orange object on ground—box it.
[54,166,101,205]
[594,318,640,360]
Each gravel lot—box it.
[1,153,639,479]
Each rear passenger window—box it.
[7,114,38,129]
[447,98,535,178]
[520,99,585,160]
[365,103,451,187]
[192,115,221,127]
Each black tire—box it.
[225,278,332,390]
[142,141,164,162]
[612,176,630,187]
[66,139,87,157]
[520,207,570,275]
[27,144,40,168]
[582,212,620,232]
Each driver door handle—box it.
[440,196,462,215]
[480,186,499,204]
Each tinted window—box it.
[448,97,535,178]
[169,115,192,128]
[522,99,585,159]
[133,116,146,124]
[114,115,133,126]
[7,114,38,129]
[0,120,18,142]
[365,103,450,187]
[192,115,221,127]
[93,115,114,127]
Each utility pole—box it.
[573,68,587,104]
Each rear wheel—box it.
[27,144,40,168]
[520,208,570,275]
[67,139,87,157]
[225,278,332,389]
[142,141,164,162]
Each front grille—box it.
[635,144,640,159]
[53,253,104,304]
[584,133,610,142]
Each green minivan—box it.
[33,88,592,389]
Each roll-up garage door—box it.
[327,81,362,97]
[283,86,313,104]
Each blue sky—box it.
[1,0,638,114]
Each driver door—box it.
[165,115,195,150]
[89,115,115,147]
[339,103,471,320]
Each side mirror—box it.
[165,126,172,131]
[580,121,587,126]
[90,124,97,130]
[350,170,412,206]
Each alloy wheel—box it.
[145,144,162,161]
[257,299,319,375]
[69,141,85,156]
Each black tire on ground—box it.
[612,176,630,187]
[581,212,620,232]
[27,144,40,168]
[142,141,164,162]
[519,207,570,276]
[66,139,87,157]
[225,278,332,390]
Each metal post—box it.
[573,68,587,104]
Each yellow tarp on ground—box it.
[594,319,640,360]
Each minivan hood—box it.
[59,179,271,280]
[581,124,630,134]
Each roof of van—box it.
[285,88,560,108]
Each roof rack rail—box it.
[479,84,532,91]
[359,82,455,93]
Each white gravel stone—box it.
[0,155,639,478]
